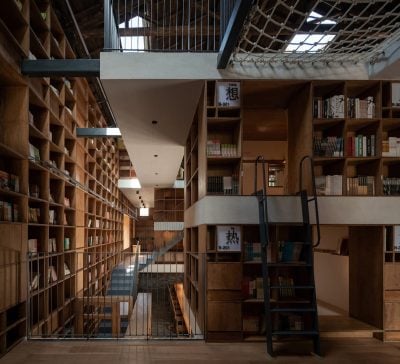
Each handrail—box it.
[299,155,321,248]
[254,155,269,247]
[254,155,267,198]
[140,231,184,269]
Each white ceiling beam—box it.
[369,40,400,80]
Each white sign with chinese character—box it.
[216,225,241,252]
[217,82,240,107]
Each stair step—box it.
[270,285,314,289]
[270,308,315,313]
[272,330,319,336]
[268,263,312,267]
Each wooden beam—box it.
[119,26,220,37]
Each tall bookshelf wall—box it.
[0,0,135,355]
[184,79,400,341]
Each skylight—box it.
[119,16,147,52]
[307,11,337,25]
[285,33,336,53]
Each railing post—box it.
[104,0,111,50]
[111,300,120,338]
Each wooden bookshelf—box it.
[0,1,137,356]
[184,79,400,343]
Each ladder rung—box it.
[268,263,312,267]
[270,286,314,289]
[270,308,315,313]
[272,330,319,336]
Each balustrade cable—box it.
[104,0,235,52]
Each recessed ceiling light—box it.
[154,154,158,157]
[152,120,158,124]
[155,172,158,175]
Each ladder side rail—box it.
[299,155,321,248]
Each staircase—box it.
[139,231,184,271]
[255,155,321,357]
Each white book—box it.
[389,137,398,157]
[394,226,400,251]
[367,96,375,118]
[363,136,367,157]
[392,83,400,106]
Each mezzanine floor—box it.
[2,338,400,364]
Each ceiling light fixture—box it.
[154,154,158,157]
[152,120,158,124]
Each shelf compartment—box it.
[0,0,29,57]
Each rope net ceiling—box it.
[232,0,400,64]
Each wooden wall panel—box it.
[287,83,313,194]
[349,226,383,329]
[207,262,242,290]
[207,301,242,331]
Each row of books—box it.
[383,177,400,196]
[28,237,70,254]
[88,235,111,246]
[29,263,72,291]
[244,242,262,262]
[313,95,344,118]
[384,226,400,252]
[275,313,305,331]
[0,201,19,222]
[313,136,344,157]
[347,135,376,157]
[278,241,303,263]
[206,140,238,157]
[29,207,41,223]
[29,143,41,161]
[244,241,304,263]
[243,277,264,300]
[313,95,376,119]
[277,276,295,298]
[207,175,239,194]
[88,219,101,228]
[382,137,400,157]
[347,97,375,119]
[346,176,375,195]
[315,175,343,195]
[0,170,20,192]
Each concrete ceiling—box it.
[101,79,203,207]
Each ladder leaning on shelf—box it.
[254,155,321,357]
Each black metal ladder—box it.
[255,155,321,357]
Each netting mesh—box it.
[232,0,400,64]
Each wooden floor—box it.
[2,338,400,363]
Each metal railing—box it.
[104,0,237,52]
[27,249,202,339]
